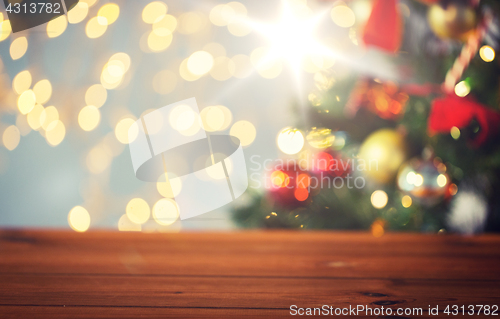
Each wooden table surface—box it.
[0,230,499,318]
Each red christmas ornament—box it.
[428,94,500,147]
[268,165,311,208]
[309,150,351,178]
[362,0,402,53]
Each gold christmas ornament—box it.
[427,2,478,41]
[358,129,407,184]
[306,128,335,149]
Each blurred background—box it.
[0,0,499,234]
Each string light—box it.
[68,2,89,24]
[18,90,36,115]
[86,16,107,38]
[454,80,470,97]
[0,19,12,41]
[33,80,52,104]
[97,3,120,26]
[46,15,68,38]
[142,1,168,24]
[371,190,388,209]
[115,118,138,144]
[10,37,28,60]
[118,214,141,231]
[12,70,32,95]
[68,206,91,232]
[479,45,495,62]
[45,120,66,146]
[153,198,180,226]
[78,105,101,131]
[126,198,151,225]
[230,120,256,147]
[277,127,304,155]
[331,5,355,28]
[402,195,412,208]
[2,126,21,151]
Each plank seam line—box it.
[1,272,499,282]
[0,304,290,310]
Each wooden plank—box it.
[2,306,460,319]
[0,274,498,309]
[1,231,499,280]
[0,230,499,318]
[0,306,288,319]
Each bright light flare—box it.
[245,1,333,77]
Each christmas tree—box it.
[232,0,500,234]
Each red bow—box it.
[428,95,500,147]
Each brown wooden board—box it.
[0,230,499,318]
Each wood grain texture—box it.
[0,230,499,318]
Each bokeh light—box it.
[187,51,214,76]
[87,145,112,174]
[479,45,495,62]
[0,19,12,41]
[210,4,237,27]
[271,170,290,188]
[294,188,309,201]
[147,31,173,52]
[86,16,107,38]
[331,5,355,28]
[33,79,52,104]
[40,106,59,130]
[97,3,120,26]
[68,2,89,24]
[45,120,66,146]
[179,58,201,81]
[115,118,138,144]
[46,15,68,38]
[306,128,335,149]
[142,1,168,24]
[450,126,460,140]
[85,84,107,108]
[157,173,182,198]
[371,190,388,209]
[201,105,232,132]
[27,104,44,130]
[153,14,177,37]
[18,90,36,115]
[153,198,179,226]
[371,219,385,237]
[126,198,151,225]
[10,37,28,60]
[118,214,141,231]
[454,80,470,97]
[414,174,424,187]
[68,206,91,232]
[277,127,304,155]
[13,70,32,95]
[437,174,447,187]
[402,195,412,208]
[2,125,20,151]
[230,120,256,147]
[169,104,197,131]
[78,105,101,131]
